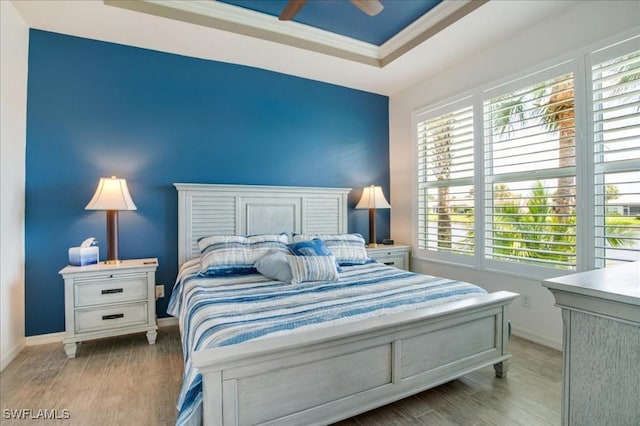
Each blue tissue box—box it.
[68,247,99,266]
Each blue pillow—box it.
[287,238,332,256]
[292,233,370,266]
[255,251,292,282]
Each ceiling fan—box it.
[279,0,384,21]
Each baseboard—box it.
[24,317,179,348]
[512,326,562,351]
[1,339,26,372]
[25,332,64,346]
[157,316,178,327]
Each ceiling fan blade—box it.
[350,0,384,16]
[279,0,307,21]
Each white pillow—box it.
[287,254,340,284]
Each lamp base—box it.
[366,243,379,248]
[105,210,121,265]
[368,208,377,248]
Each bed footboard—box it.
[193,291,518,426]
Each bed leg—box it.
[493,360,510,378]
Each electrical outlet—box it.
[521,294,531,309]
[155,284,165,299]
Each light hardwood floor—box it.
[0,326,561,425]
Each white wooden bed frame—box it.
[175,183,518,426]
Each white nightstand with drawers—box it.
[366,245,411,271]
[59,258,159,358]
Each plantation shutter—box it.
[592,48,640,267]
[416,104,474,256]
[483,73,577,269]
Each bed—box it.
[170,183,518,426]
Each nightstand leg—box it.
[64,342,78,358]
[146,329,157,345]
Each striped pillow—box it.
[292,233,370,266]
[287,255,340,284]
[198,233,289,276]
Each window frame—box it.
[482,61,582,275]
[413,96,476,267]
[588,37,640,268]
[412,31,640,278]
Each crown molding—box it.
[169,0,379,57]
[379,0,488,66]
[104,0,488,68]
[105,0,381,66]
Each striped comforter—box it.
[167,260,487,425]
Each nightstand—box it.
[366,245,411,271]
[59,258,159,358]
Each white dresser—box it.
[542,261,640,425]
[59,258,159,358]
[366,245,411,271]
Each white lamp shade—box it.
[85,177,137,211]
[355,185,391,209]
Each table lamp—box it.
[85,176,137,264]
[355,185,391,247]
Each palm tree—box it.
[541,80,575,218]
[491,75,576,217]
[429,114,454,248]
[483,181,633,266]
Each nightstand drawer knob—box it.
[102,313,124,320]
[101,288,124,295]
[384,261,395,266]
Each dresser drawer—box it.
[75,302,148,334]
[372,254,406,270]
[367,246,410,271]
[74,273,148,307]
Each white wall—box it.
[1,1,29,370]
[389,1,640,350]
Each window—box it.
[484,73,577,269]
[416,103,474,258]
[592,48,640,267]
[414,35,640,273]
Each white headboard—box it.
[174,183,351,265]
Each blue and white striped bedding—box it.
[167,260,487,425]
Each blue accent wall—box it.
[25,30,390,336]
